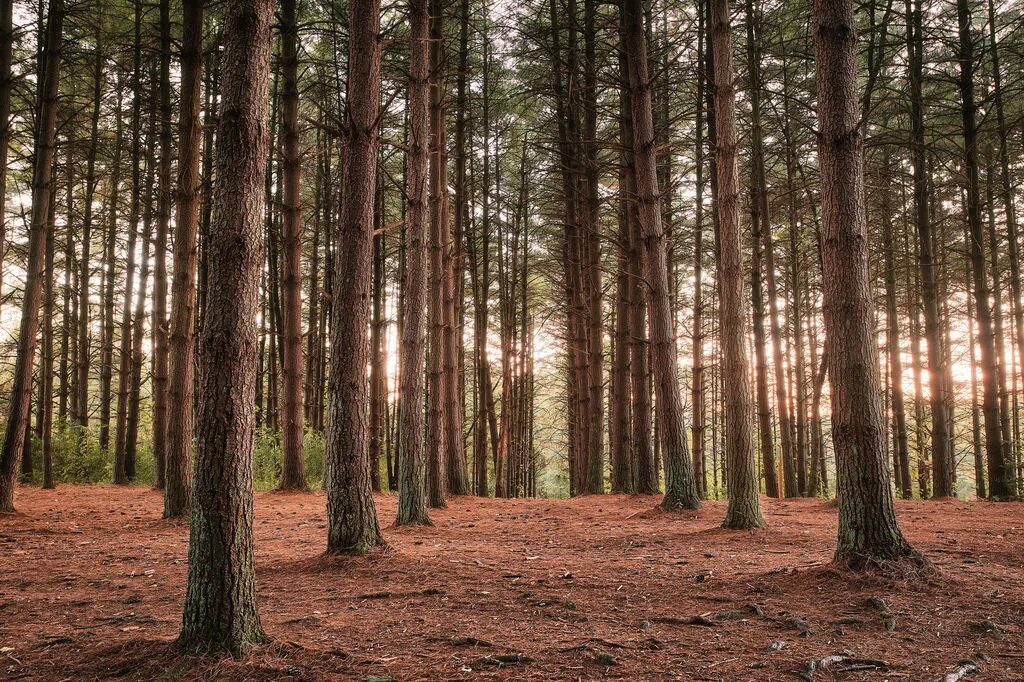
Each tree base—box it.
[174,628,269,659]
[661,493,700,512]
[831,547,935,578]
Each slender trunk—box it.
[711,0,763,527]
[164,0,205,516]
[396,0,432,525]
[278,0,306,489]
[152,0,173,490]
[958,0,1011,498]
[99,82,124,452]
[0,0,62,512]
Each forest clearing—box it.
[1,487,1022,680]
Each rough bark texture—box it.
[814,0,921,569]
[396,0,432,525]
[325,0,386,554]
[426,0,448,508]
[176,0,274,655]
[623,0,699,511]
[0,0,62,513]
[164,0,204,518]
[278,0,306,490]
[714,0,764,528]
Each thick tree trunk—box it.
[713,0,763,528]
[278,0,306,490]
[0,0,62,513]
[165,0,204,517]
[0,0,12,311]
[325,0,386,554]
[396,0,432,525]
[623,0,699,511]
[176,0,274,655]
[814,0,921,568]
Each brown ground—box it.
[0,486,1022,681]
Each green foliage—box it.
[252,428,325,491]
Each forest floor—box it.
[0,487,1022,681]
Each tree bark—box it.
[623,0,699,511]
[0,0,62,513]
[278,0,306,490]
[165,0,205,516]
[396,0,432,525]
[325,0,387,554]
[176,0,274,655]
[714,0,764,528]
[814,0,922,568]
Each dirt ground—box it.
[0,486,1022,681]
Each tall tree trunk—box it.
[165,0,205,517]
[815,0,922,568]
[0,0,63,513]
[99,81,124,452]
[611,13,634,493]
[0,0,13,313]
[77,22,104,434]
[690,3,707,499]
[278,0,306,489]
[426,0,448,508]
[881,154,912,499]
[957,0,1010,498]
[176,0,274,654]
[152,0,173,491]
[623,0,699,511]
[713,0,763,528]
[445,0,471,496]
[396,0,432,525]
[987,0,1024,481]
[325,0,386,554]
[904,0,951,497]
[114,0,145,484]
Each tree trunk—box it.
[623,0,699,511]
[152,0,173,492]
[904,0,951,497]
[396,0,432,525]
[165,0,204,516]
[99,80,124,453]
[957,0,1010,499]
[278,0,306,489]
[325,0,387,554]
[176,0,274,654]
[713,0,763,528]
[815,0,921,568]
[0,0,62,512]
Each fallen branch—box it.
[933,660,980,682]
[800,654,887,680]
[479,653,533,667]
